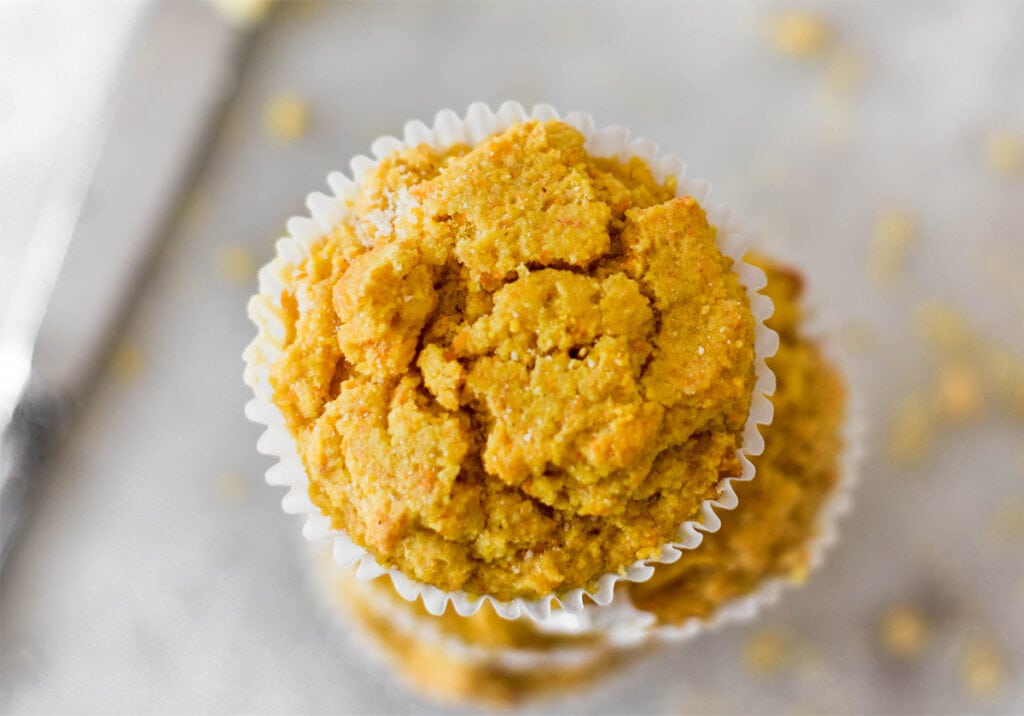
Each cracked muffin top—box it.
[270,120,757,601]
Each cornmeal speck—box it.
[985,130,1024,175]
[960,639,1006,700]
[766,12,833,58]
[879,604,931,658]
[744,630,788,675]
[935,360,984,422]
[266,94,309,143]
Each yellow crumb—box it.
[218,245,256,285]
[935,360,984,422]
[744,631,788,675]
[867,210,915,286]
[985,130,1024,175]
[879,604,931,658]
[214,471,250,504]
[787,559,810,585]
[766,12,833,58]
[210,0,274,27]
[960,639,1006,700]
[912,302,971,356]
[887,393,934,467]
[265,94,309,143]
[109,339,144,384]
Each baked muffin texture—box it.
[318,257,846,667]
[270,120,757,601]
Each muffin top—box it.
[270,120,757,601]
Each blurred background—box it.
[1,1,1022,713]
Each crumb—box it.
[744,631,788,675]
[867,210,915,286]
[935,360,984,422]
[214,471,250,504]
[879,604,931,658]
[787,559,810,585]
[985,130,1024,175]
[960,639,1006,700]
[887,393,934,467]
[265,94,310,143]
[912,303,971,355]
[210,0,275,27]
[766,12,833,58]
[109,339,144,384]
[218,245,256,285]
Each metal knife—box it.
[0,0,258,568]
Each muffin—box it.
[247,103,775,612]
[315,547,621,707]
[309,255,850,705]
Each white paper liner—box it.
[307,543,614,674]
[243,101,778,622]
[527,253,864,646]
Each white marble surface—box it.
[2,2,1023,714]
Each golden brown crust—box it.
[271,120,756,600]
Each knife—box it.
[0,0,258,568]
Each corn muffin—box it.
[309,256,846,707]
[269,119,759,601]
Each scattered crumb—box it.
[878,604,931,658]
[787,558,810,586]
[109,339,144,384]
[960,639,1006,700]
[218,245,256,285]
[935,361,984,422]
[887,393,934,467]
[210,0,275,27]
[766,12,833,58]
[985,130,1024,175]
[744,630,788,675]
[214,471,250,504]
[867,209,915,286]
[265,94,310,143]
[912,303,971,356]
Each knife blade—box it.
[0,0,256,567]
